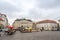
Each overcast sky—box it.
[0,0,60,25]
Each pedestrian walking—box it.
[40,27,44,32]
[40,29,42,32]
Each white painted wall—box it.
[36,23,58,31]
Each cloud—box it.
[36,0,60,8]
[0,2,20,12]
[0,0,60,25]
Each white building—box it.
[0,13,8,27]
[58,20,60,30]
[36,20,58,31]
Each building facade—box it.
[36,20,58,31]
[12,18,34,29]
[58,20,60,30]
[0,13,8,28]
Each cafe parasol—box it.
[6,26,14,29]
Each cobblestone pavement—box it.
[0,31,60,40]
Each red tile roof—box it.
[36,20,57,24]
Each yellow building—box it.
[12,18,34,29]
